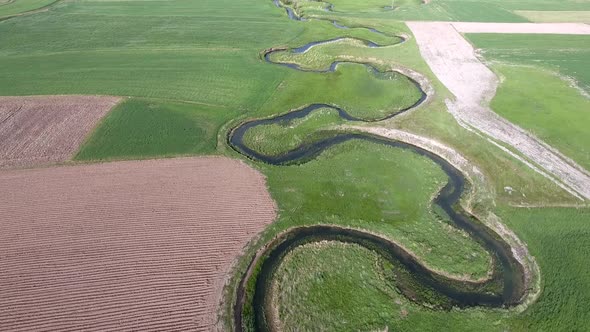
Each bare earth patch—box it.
[0,95,120,169]
[406,21,590,200]
[0,157,276,331]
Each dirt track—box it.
[0,157,276,331]
[0,95,120,169]
[406,21,590,200]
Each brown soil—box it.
[0,157,277,331]
[0,95,120,169]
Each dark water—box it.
[332,20,391,37]
[274,0,393,37]
[273,0,307,21]
[230,2,527,330]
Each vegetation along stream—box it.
[229,1,528,330]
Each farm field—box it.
[0,157,276,331]
[76,98,237,161]
[0,0,57,18]
[0,0,299,109]
[1,0,590,331]
[489,65,590,171]
[514,10,590,23]
[286,0,590,22]
[499,206,590,331]
[467,34,590,90]
[0,95,120,168]
[466,34,590,171]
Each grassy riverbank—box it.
[258,139,493,287]
[500,207,590,331]
[273,241,505,331]
[241,107,346,157]
[283,0,590,22]
[258,62,423,121]
[269,206,590,331]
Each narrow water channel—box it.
[230,3,527,330]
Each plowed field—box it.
[0,95,120,169]
[0,157,276,331]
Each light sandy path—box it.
[406,21,590,200]
[0,157,276,331]
[0,95,121,169]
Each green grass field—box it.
[76,98,237,161]
[257,61,422,120]
[289,0,590,22]
[271,206,590,331]
[0,0,301,109]
[501,207,590,331]
[467,34,590,91]
[2,0,590,330]
[242,107,346,156]
[260,140,491,281]
[273,242,506,331]
[466,34,590,171]
[514,10,590,23]
[0,0,57,18]
[490,65,590,171]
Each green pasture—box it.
[270,206,590,331]
[259,61,422,120]
[274,242,505,331]
[260,139,491,281]
[242,107,347,157]
[467,34,590,91]
[467,34,590,171]
[0,0,56,18]
[490,65,590,171]
[500,207,590,331]
[288,0,590,22]
[515,10,590,23]
[76,98,237,161]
